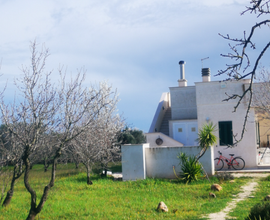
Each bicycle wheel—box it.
[214,158,224,171]
[231,157,245,170]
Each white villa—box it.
[146,61,270,169]
[121,61,270,181]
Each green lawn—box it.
[0,164,253,219]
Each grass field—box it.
[0,164,254,219]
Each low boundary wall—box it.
[122,144,214,181]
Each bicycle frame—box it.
[216,153,234,166]
[215,151,245,170]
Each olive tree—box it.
[0,41,113,220]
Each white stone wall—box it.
[121,144,214,181]
[121,144,148,181]
[145,132,183,147]
[145,146,214,178]
[195,79,257,168]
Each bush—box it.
[246,202,270,220]
[178,152,203,184]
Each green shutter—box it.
[219,121,233,146]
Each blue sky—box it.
[0,0,269,132]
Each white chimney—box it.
[202,68,211,82]
[178,60,187,87]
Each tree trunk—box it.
[87,176,92,185]
[2,164,22,207]
[19,160,23,173]
[2,190,13,207]
[26,210,37,220]
[43,159,48,172]
[86,163,92,185]
[195,146,207,164]
[24,148,61,220]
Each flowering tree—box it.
[70,84,124,184]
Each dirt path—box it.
[206,173,269,220]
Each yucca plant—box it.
[196,122,217,163]
[178,152,203,183]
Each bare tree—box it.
[96,104,124,177]
[70,83,124,184]
[217,0,270,144]
[0,41,113,220]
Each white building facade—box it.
[148,61,267,169]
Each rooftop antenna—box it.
[201,57,209,68]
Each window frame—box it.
[218,121,233,146]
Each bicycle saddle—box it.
[229,154,234,156]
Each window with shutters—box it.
[218,121,233,146]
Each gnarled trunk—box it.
[2,190,13,207]
[24,148,59,220]
[26,210,37,220]
[2,164,23,207]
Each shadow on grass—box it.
[56,170,82,178]
[75,174,114,184]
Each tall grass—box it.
[0,164,250,219]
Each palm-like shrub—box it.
[176,123,217,183]
[196,122,217,163]
[178,152,203,183]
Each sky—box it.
[0,0,269,132]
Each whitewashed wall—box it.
[121,144,148,181]
[195,79,257,169]
[122,144,214,181]
[145,132,183,147]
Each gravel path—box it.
[206,173,269,220]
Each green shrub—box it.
[178,152,203,184]
[246,202,270,220]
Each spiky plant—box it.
[196,122,217,163]
[178,152,203,184]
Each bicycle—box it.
[214,151,245,171]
